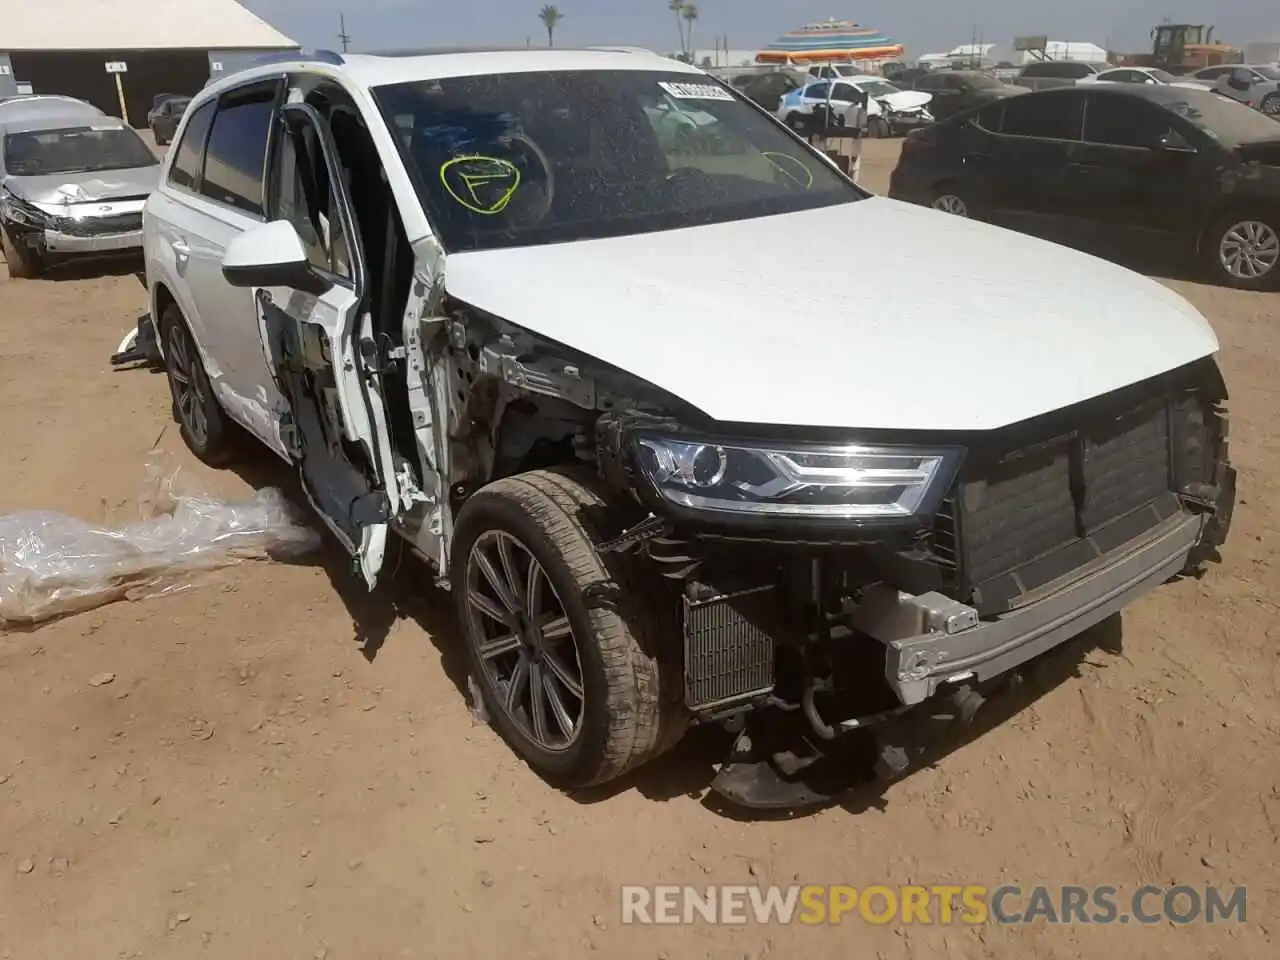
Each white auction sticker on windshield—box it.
[658,81,734,101]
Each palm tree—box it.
[681,3,699,58]
[668,0,687,56]
[538,4,563,46]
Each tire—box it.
[451,467,687,789]
[158,304,240,465]
[153,127,168,146]
[867,116,889,139]
[1202,210,1280,291]
[784,111,806,133]
[1,224,42,279]
[930,181,976,218]
[1260,92,1280,118]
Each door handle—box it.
[171,239,190,257]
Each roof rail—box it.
[251,49,345,67]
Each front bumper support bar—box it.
[856,513,1203,706]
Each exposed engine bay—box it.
[405,298,1236,808]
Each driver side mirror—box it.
[1156,130,1195,152]
[222,219,330,295]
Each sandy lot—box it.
[1,140,1277,959]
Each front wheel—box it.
[1260,92,1280,118]
[1,225,42,279]
[1203,212,1280,290]
[867,116,889,139]
[450,468,687,789]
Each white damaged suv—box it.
[142,48,1235,808]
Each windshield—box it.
[1256,65,1280,81]
[857,80,900,97]
[1162,91,1280,143]
[373,69,861,253]
[3,125,158,176]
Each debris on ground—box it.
[0,461,319,626]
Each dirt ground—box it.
[1,139,1277,959]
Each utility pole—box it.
[337,14,351,53]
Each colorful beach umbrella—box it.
[756,19,903,64]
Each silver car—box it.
[0,113,160,277]
[1191,63,1280,117]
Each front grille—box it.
[55,212,143,237]
[931,366,1220,617]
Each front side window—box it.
[374,69,862,253]
[1084,94,1176,148]
[3,124,157,176]
[803,82,831,100]
[1000,91,1084,140]
[200,90,274,216]
[270,119,352,280]
[168,99,215,189]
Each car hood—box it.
[442,198,1220,432]
[3,166,159,206]
[875,90,932,111]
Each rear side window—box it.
[199,90,275,217]
[1020,63,1050,78]
[167,100,214,189]
[1000,92,1084,140]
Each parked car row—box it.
[0,94,160,278]
[888,84,1280,290]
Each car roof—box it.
[195,47,700,104]
[0,95,105,124]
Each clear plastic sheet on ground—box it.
[0,460,320,627]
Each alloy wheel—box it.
[932,194,968,217]
[166,324,209,446]
[1219,220,1279,280]
[464,530,585,752]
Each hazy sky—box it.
[245,0,1275,58]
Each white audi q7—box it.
[141,47,1235,808]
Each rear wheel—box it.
[931,182,974,218]
[1203,211,1280,290]
[152,125,168,146]
[450,468,687,789]
[158,304,240,465]
[1,225,42,279]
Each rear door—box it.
[149,81,291,455]
[1070,92,1206,238]
[985,90,1084,233]
[256,101,402,587]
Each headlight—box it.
[0,193,45,227]
[633,434,963,521]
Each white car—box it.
[1077,66,1214,91]
[779,77,933,137]
[141,47,1235,807]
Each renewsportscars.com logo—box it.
[620,884,1248,926]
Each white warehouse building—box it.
[0,0,297,126]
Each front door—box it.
[255,102,403,587]
[1070,92,1204,243]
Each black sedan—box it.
[147,96,190,146]
[896,70,1027,122]
[888,85,1280,290]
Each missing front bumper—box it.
[858,512,1203,705]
